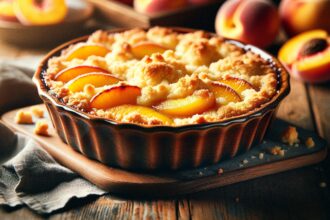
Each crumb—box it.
[259,152,264,160]
[242,159,248,164]
[34,120,49,136]
[239,163,244,168]
[217,168,224,175]
[320,182,327,188]
[198,171,203,176]
[281,126,299,146]
[15,110,33,124]
[251,155,256,159]
[305,137,315,148]
[268,146,285,156]
[30,106,44,118]
[294,143,299,147]
[235,197,240,203]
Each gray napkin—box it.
[0,64,106,214]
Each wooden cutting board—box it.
[1,105,327,198]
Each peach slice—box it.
[66,73,121,92]
[155,91,215,117]
[13,0,67,25]
[209,82,242,105]
[54,65,109,83]
[278,29,328,67]
[219,76,256,96]
[0,0,17,22]
[108,105,173,125]
[66,44,110,61]
[90,85,141,109]
[131,41,168,59]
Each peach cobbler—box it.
[43,27,278,126]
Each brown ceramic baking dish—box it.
[33,27,290,171]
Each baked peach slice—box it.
[219,76,256,96]
[279,29,330,83]
[66,73,121,92]
[90,85,141,109]
[13,0,67,25]
[66,44,110,61]
[0,0,17,22]
[54,65,109,83]
[131,41,168,59]
[155,90,215,117]
[108,105,173,125]
[209,82,241,105]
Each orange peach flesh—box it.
[292,47,330,82]
[54,66,109,83]
[134,0,187,14]
[107,105,173,125]
[155,92,215,117]
[90,85,141,109]
[278,30,328,67]
[66,73,121,92]
[131,41,168,59]
[66,44,110,61]
[14,0,67,25]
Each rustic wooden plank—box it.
[308,83,330,142]
[276,78,315,130]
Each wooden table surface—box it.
[0,30,329,220]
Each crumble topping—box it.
[281,126,299,146]
[15,110,33,124]
[34,120,49,136]
[43,27,279,126]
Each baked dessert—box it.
[42,27,278,126]
[34,27,289,170]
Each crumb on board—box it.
[305,137,315,148]
[34,120,49,136]
[30,106,44,118]
[242,159,248,164]
[217,168,224,175]
[268,146,285,156]
[251,155,256,159]
[235,197,240,203]
[15,110,33,124]
[320,182,327,188]
[259,152,264,160]
[281,126,299,146]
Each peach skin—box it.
[280,0,330,37]
[13,0,68,25]
[215,0,280,48]
[0,0,17,22]
[279,30,330,83]
[134,0,188,15]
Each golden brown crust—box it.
[44,27,279,126]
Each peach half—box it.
[65,72,121,93]
[90,85,141,110]
[0,0,17,22]
[155,90,215,117]
[215,0,280,48]
[131,41,168,59]
[13,0,68,25]
[66,44,110,61]
[279,30,330,83]
[55,65,109,83]
[108,105,173,125]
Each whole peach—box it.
[280,0,330,37]
[134,0,188,15]
[215,0,280,48]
